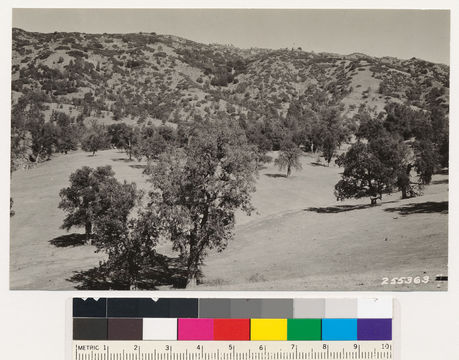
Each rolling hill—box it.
[10,28,449,290]
[12,28,449,127]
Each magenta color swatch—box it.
[178,318,214,340]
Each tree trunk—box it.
[85,222,92,244]
[35,145,44,164]
[127,140,132,160]
[401,164,412,199]
[186,250,200,285]
[186,233,201,286]
[287,165,291,177]
[401,186,408,199]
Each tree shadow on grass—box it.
[384,201,448,215]
[264,173,287,178]
[257,164,268,171]
[305,204,373,213]
[436,169,448,175]
[129,164,147,170]
[111,157,133,163]
[310,161,328,167]
[49,233,87,247]
[305,200,398,214]
[68,253,188,290]
[431,179,448,185]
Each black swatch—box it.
[76,297,199,319]
[169,298,198,318]
[107,298,173,318]
[107,298,140,317]
[73,298,107,318]
[138,298,171,317]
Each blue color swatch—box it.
[322,319,357,340]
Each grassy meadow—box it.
[10,149,448,290]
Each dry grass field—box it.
[10,149,448,290]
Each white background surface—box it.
[1,1,458,359]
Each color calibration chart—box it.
[71,298,394,360]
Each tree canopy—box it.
[144,120,258,284]
[81,121,110,156]
[274,141,303,177]
[335,102,444,203]
[334,136,407,204]
[107,123,136,159]
[58,165,138,242]
[132,125,170,161]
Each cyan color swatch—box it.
[322,319,357,340]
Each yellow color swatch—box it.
[250,319,287,340]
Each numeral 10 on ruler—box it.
[73,341,392,360]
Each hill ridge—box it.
[12,27,449,129]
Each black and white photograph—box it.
[10,8,449,291]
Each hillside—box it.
[10,28,449,291]
[12,28,449,126]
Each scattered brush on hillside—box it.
[11,29,449,288]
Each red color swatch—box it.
[214,319,250,340]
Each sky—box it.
[12,9,450,64]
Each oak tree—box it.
[81,122,110,156]
[107,123,137,160]
[58,166,138,242]
[145,120,258,284]
[334,136,407,204]
[275,141,303,177]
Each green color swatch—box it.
[287,319,321,340]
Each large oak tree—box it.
[58,165,138,242]
[145,120,258,284]
[334,136,408,204]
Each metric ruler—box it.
[72,341,393,360]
